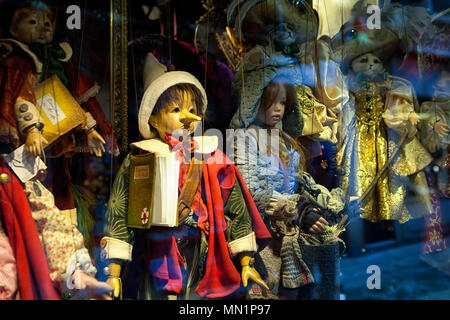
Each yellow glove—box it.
[106,263,121,299]
[25,126,48,157]
[239,253,269,290]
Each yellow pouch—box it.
[34,75,86,145]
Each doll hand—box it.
[105,263,121,299]
[240,254,269,290]
[87,129,106,157]
[434,121,450,138]
[266,197,281,216]
[266,192,299,217]
[25,126,48,157]
[69,270,113,300]
[309,216,329,234]
[408,112,420,126]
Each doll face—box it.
[257,84,286,128]
[10,9,55,44]
[351,53,384,78]
[149,89,201,139]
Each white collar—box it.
[130,135,219,157]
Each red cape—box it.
[194,148,271,298]
[150,139,271,298]
[0,160,61,300]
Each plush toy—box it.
[101,53,271,300]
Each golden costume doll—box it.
[340,53,433,223]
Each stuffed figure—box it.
[340,52,434,223]
[0,1,118,225]
[101,53,271,300]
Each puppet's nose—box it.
[180,111,201,125]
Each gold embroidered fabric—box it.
[345,78,433,223]
[296,85,339,143]
[389,137,433,176]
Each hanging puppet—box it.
[0,0,114,300]
[101,52,271,300]
[0,163,113,300]
[338,50,434,223]
[225,0,350,189]
[418,63,450,254]
[229,49,350,299]
[1,1,118,231]
[416,10,450,254]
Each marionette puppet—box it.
[1,1,118,226]
[0,2,113,300]
[101,53,271,300]
[419,66,450,194]
[0,164,113,300]
[339,52,434,223]
[418,66,450,254]
[229,50,351,299]
[226,0,349,188]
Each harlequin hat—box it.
[138,53,207,139]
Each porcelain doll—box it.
[101,53,271,300]
[230,49,348,299]
[226,0,349,187]
[340,52,434,223]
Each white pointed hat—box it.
[138,53,208,139]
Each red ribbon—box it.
[164,134,199,162]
